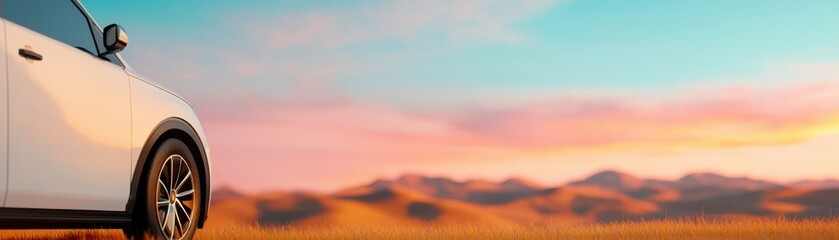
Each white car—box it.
[0,1,211,239]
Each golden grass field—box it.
[0,217,838,240]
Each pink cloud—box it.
[197,97,512,191]
[454,81,839,149]
[197,80,839,191]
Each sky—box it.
[82,0,839,192]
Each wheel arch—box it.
[127,117,211,229]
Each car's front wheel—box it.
[125,139,202,240]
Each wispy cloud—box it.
[454,81,839,150]
[127,0,565,106]
[246,0,561,49]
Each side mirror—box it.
[100,24,129,57]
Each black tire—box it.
[125,139,202,240]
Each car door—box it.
[2,0,131,211]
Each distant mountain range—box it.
[207,171,839,227]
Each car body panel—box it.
[128,74,211,188]
[3,20,132,211]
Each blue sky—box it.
[84,0,839,95]
[81,1,839,191]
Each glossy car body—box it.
[0,0,211,232]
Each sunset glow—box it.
[83,0,839,192]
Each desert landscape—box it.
[206,170,839,229]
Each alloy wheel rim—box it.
[155,154,196,239]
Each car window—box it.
[3,0,98,56]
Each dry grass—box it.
[198,218,839,240]
[0,229,123,240]
[1,217,837,239]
